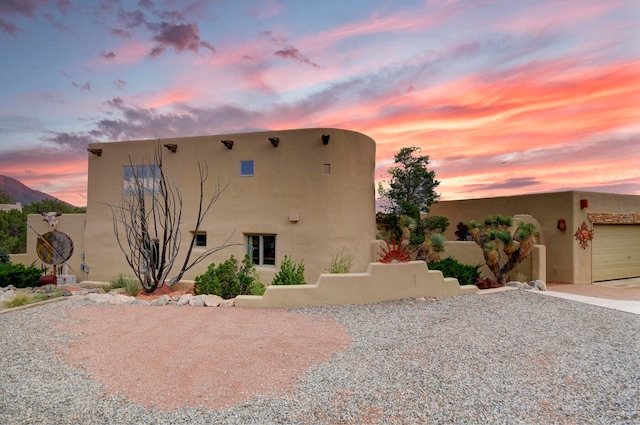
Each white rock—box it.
[531,280,547,291]
[220,298,235,307]
[150,294,171,306]
[87,293,111,304]
[109,294,136,305]
[177,294,194,306]
[189,295,206,306]
[0,289,16,302]
[204,295,223,307]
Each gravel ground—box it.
[1,291,639,424]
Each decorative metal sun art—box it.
[378,237,413,263]
[574,221,594,249]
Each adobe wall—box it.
[84,128,377,285]
[430,191,640,284]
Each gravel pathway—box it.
[1,291,639,424]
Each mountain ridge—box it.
[0,175,69,206]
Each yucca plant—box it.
[427,233,446,263]
[468,216,539,285]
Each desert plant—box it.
[468,215,539,285]
[454,222,470,241]
[3,293,32,308]
[0,263,42,288]
[427,233,447,263]
[272,255,306,285]
[325,250,355,274]
[194,255,264,299]
[428,257,482,286]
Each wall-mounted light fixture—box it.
[221,139,234,150]
[164,143,177,153]
[557,219,567,231]
[87,148,102,157]
[269,137,280,147]
[580,199,589,209]
[322,134,330,145]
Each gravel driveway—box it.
[1,290,638,424]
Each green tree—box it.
[467,215,539,285]
[0,190,15,204]
[379,146,440,216]
[0,209,27,254]
[23,199,85,215]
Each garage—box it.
[592,224,640,281]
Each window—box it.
[192,231,206,247]
[323,163,332,175]
[240,160,254,176]
[123,164,160,194]
[247,234,276,266]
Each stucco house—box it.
[80,128,377,285]
[430,191,640,284]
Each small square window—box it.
[323,163,331,175]
[240,160,254,176]
[192,232,206,247]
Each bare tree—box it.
[110,144,233,292]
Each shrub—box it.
[272,255,306,285]
[194,255,264,299]
[325,250,355,274]
[428,257,482,286]
[0,263,42,288]
[0,250,9,264]
[3,293,32,308]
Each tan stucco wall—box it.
[430,191,640,284]
[10,213,86,282]
[0,203,22,212]
[235,261,478,308]
[84,128,377,285]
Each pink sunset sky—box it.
[0,0,638,207]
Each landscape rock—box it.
[150,295,171,306]
[108,288,127,295]
[204,295,223,307]
[506,281,533,290]
[531,280,547,291]
[0,289,16,302]
[176,294,194,306]
[109,294,136,305]
[220,298,236,307]
[86,293,112,304]
[189,295,206,306]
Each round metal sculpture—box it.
[37,231,74,265]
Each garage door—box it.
[592,224,640,281]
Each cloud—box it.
[113,79,126,90]
[43,11,70,32]
[44,131,97,150]
[0,0,49,34]
[138,0,154,9]
[71,82,91,92]
[148,21,207,56]
[100,50,116,60]
[274,46,320,68]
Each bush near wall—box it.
[428,257,481,286]
[0,263,42,288]
[194,255,265,299]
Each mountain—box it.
[0,175,64,205]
